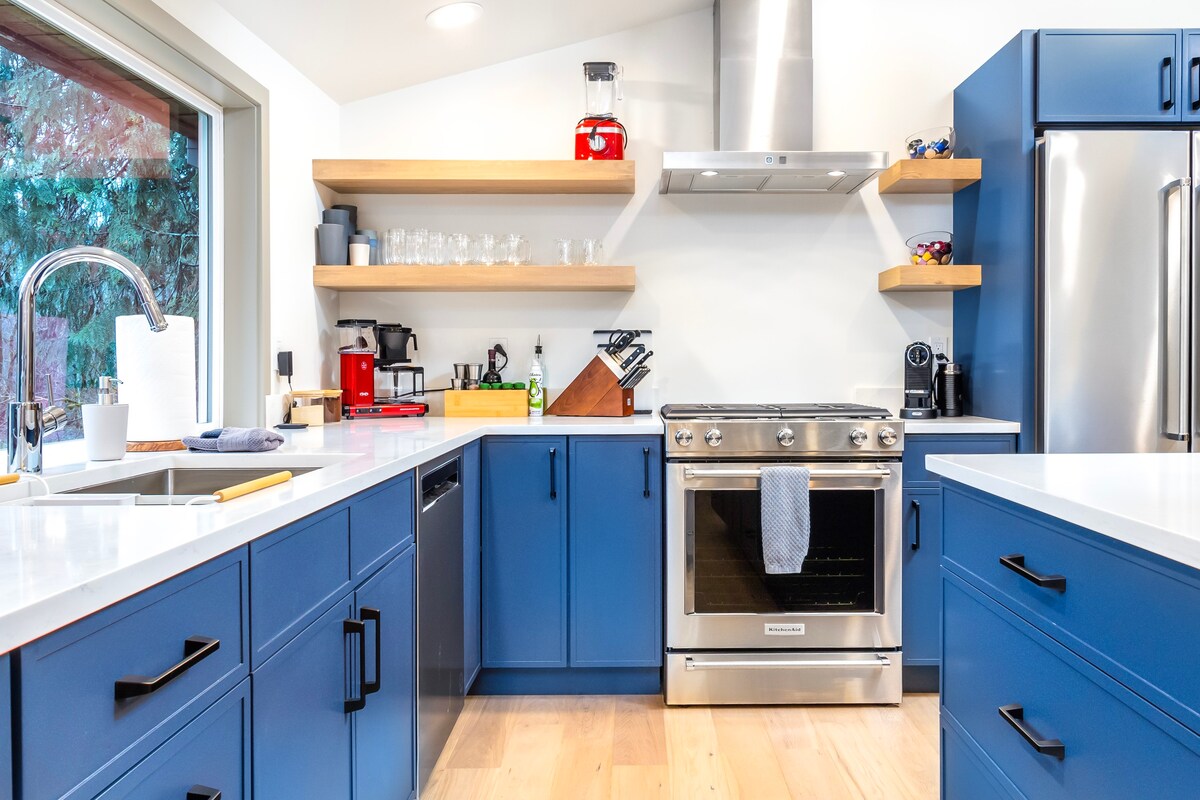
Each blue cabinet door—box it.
[902,488,943,668]
[1,654,10,800]
[1186,31,1200,121]
[1038,30,1183,122]
[351,473,415,581]
[482,436,568,668]
[354,546,416,800]
[252,596,355,799]
[462,439,482,689]
[568,436,663,667]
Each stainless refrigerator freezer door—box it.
[1039,130,1192,453]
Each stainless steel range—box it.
[662,403,904,706]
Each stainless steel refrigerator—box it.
[1038,129,1198,453]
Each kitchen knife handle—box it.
[343,618,367,713]
[910,498,921,551]
[642,447,651,498]
[549,447,557,500]
[361,607,381,696]
[1191,56,1200,110]
[1162,56,1175,110]
[998,705,1065,760]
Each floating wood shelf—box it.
[877,159,981,194]
[878,265,982,292]
[313,265,636,292]
[312,159,636,195]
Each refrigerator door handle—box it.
[1163,177,1192,443]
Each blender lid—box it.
[337,318,377,328]
[583,61,618,79]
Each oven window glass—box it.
[690,488,878,613]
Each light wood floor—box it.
[424,693,940,799]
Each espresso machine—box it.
[336,319,427,419]
[900,341,937,420]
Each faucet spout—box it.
[7,246,169,474]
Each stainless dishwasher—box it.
[416,450,465,794]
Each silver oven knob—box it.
[878,426,898,446]
[777,428,795,447]
[674,429,694,446]
[704,428,723,447]
[849,427,868,446]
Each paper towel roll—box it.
[116,314,198,441]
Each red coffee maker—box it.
[575,61,626,160]
[337,319,377,411]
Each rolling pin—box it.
[213,470,293,503]
[0,474,19,486]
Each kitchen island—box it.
[928,453,1200,799]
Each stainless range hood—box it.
[660,0,887,194]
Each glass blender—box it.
[575,61,626,160]
[337,319,377,411]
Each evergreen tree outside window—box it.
[0,0,215,441]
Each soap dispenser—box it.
[82,376,128,461]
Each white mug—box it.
[82,404,129,461]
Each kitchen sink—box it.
[65,466,319,498]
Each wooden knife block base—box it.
[547,356,634,417]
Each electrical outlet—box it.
[487,336,509,355]
[930,336,947,356]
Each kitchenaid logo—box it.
[764,623,806,636]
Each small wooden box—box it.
[444,390,528,417]
[290,389,343,424]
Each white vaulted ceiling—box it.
[208,0,712,102]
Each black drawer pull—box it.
[999,704,1065,760]
[344,618,367,713]
[910,498,922,551]
[1162,56,1176,110]
[1191,56,1200,110]
[549,447,558,500]
[362,606,382,696]
[642,447,651,498]
[999,553,1066,592]
[114,636,219,700]
[187,786,222,800]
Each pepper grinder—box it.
[82,376,129,461]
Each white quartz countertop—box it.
[928,453,1200,571]
[904,415,1020,435]
[0,415,662,654]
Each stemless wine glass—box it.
[554,238,576,266]
[474,233,498,266]
[448,233,471,265]
[404,228,428,265]
[504,234,531,265]
[383,228,405,265]
[581,238,604,265]
[426,231,447,265]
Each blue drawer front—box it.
[943,485,1200,733]
[19,548,248,800]
[351,472,415,581]
[1,654,10,800]
[941,715,1021,800]
[251,506,351,667]
[96,678,250,799]
[902,487,942,666]
[942,574,1200,799]
[903,435,1015,486]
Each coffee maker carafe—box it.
[337,319,377,411]
[900,341,937,419]
[375,323,425,405]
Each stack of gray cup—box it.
[317,208,351,265]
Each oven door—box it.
[666,460,902,651]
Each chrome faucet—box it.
[7,247,168,474]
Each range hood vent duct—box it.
[660,0,887,194]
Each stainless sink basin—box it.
[65,466,317,498]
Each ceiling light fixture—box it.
[425,2,483,29]
[700,170,720,177]
[827,170,846,177]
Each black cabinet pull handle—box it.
[998,704,1065,760]
[999,554,1066,592]
[343,618,367,713]
[642,447,651,498]
[361,607,382,696]
[187,786,222,800]
[910,498,922,551]
[1191,56,1200,110]
[114,636,219,700]
[549,447,557,500]
[1162,56,1175,110]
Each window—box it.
[0,0,219,441]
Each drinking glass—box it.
[404,228,428,265]
[426,231,447,265]
[448,233,471,265]
[580,238,604,265]
[474,233,498,266]
[504,234,531,265]
[383,228,405,265]
[554,238,576,266]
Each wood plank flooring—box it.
[425,694,940,799]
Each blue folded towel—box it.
[183,427,285,453]
[760,466,811,574]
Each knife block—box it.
[547,356,634,417]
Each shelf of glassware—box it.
[312,265,636,292]
[311,159,636,195]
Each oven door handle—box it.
[684,656,892,671]
[682,467,892,480]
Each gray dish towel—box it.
[183,427,285,453]
[760,466,812,574]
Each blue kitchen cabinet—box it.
[1,654,10,800]
[96,678,251,799]
[463,439,482,689]
[901,488,942,674]
[354,545,416,800]
[568,436,662,667]
[941,716,1019,800]
[482,436,569,668]
[1187,31,1200,121]
[1038,30,1183,122]
[351,472,415,581]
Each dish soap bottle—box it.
[528,336,545,416]
[82,376,129,461]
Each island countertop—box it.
[928,453,1200,571]
[0,415,662,654]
